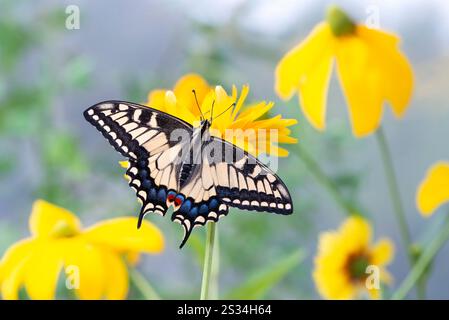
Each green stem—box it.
[375,128,424,297]
[376,128,412,250]
[392,215,449,299]
[209,226,220,299]
[129,266,161,300]
[290,143,355,216]
[200,222,217,300]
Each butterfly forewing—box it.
[84,100,192,220]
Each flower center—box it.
[49,220,79,238]
[326,5,356,37]
[347,253,371,281]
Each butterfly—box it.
[84,99,293,248]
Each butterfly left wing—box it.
[84,100,193,223]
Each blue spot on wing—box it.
[209,198,219,210]
[179,199,192,213]
[199,204,209,215]
[157,188,166,202]
[188,207,199,218]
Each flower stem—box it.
[200,222,218,300]
[290,143,355,216]
[375,128,425,298]
[376,128,412,249]
[129,266,161,300]
[209,226,220,299]
[392,214,449,299]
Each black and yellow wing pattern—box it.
[84,100,293,248]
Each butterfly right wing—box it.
[204,137,293,214]
[84,100,193,222]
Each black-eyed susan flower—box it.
[417,161,449,217]
[0,200,164,300]
[146,73,298,157]
[275,6,413,137]
[313,216,394,299]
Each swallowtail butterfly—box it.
[84,100,293,247]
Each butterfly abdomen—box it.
[179,162,194,187]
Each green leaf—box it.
[225,249,305,299]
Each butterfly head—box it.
[200,119,211,134]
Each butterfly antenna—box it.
[210,100,215,122]
[212,102,236,122]
[192,89,204,121]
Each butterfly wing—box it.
[84,100,193,223]
[171,136,293,247]
[171,157,230,248]
[206,137,293,213]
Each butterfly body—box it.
[84,101,293,248]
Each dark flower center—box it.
[347,253,371,281]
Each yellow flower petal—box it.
[29,200,82,238]
[357,26,413,117]
[164,90,179,119]
[275,23,334,130]
[335,30,384,137]
[173,73,211,115]
[339,216,372,250]
[367,287,381,299]
[101,250,128,300]
[0,238,34,281]
[119,161,130,169]
[63,241,106,300]
[380,268,393,285]
[417,161,449,216]
[146,89,167,110]
[0,239,36,300]
[23,241,63,300]
[82,217,164,254]
[371,238,394,266]
[230,84,250,119]
[1,256,29,300]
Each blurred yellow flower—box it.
[313,216,394,299]
[0,199,164,300]
[275,6,413,137]
[146,73,298,157]
[416,161,449,216]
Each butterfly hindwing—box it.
[170,169,230,248]
[204,137,293,214]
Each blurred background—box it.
[1,0,449,299]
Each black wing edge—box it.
[83,100,194,129]
[211,136,294,215]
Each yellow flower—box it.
[0,200,164,300]
[275,6,413,137]
[146,73,298,157]
[313,216,394,299]
[416,161,449,217]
